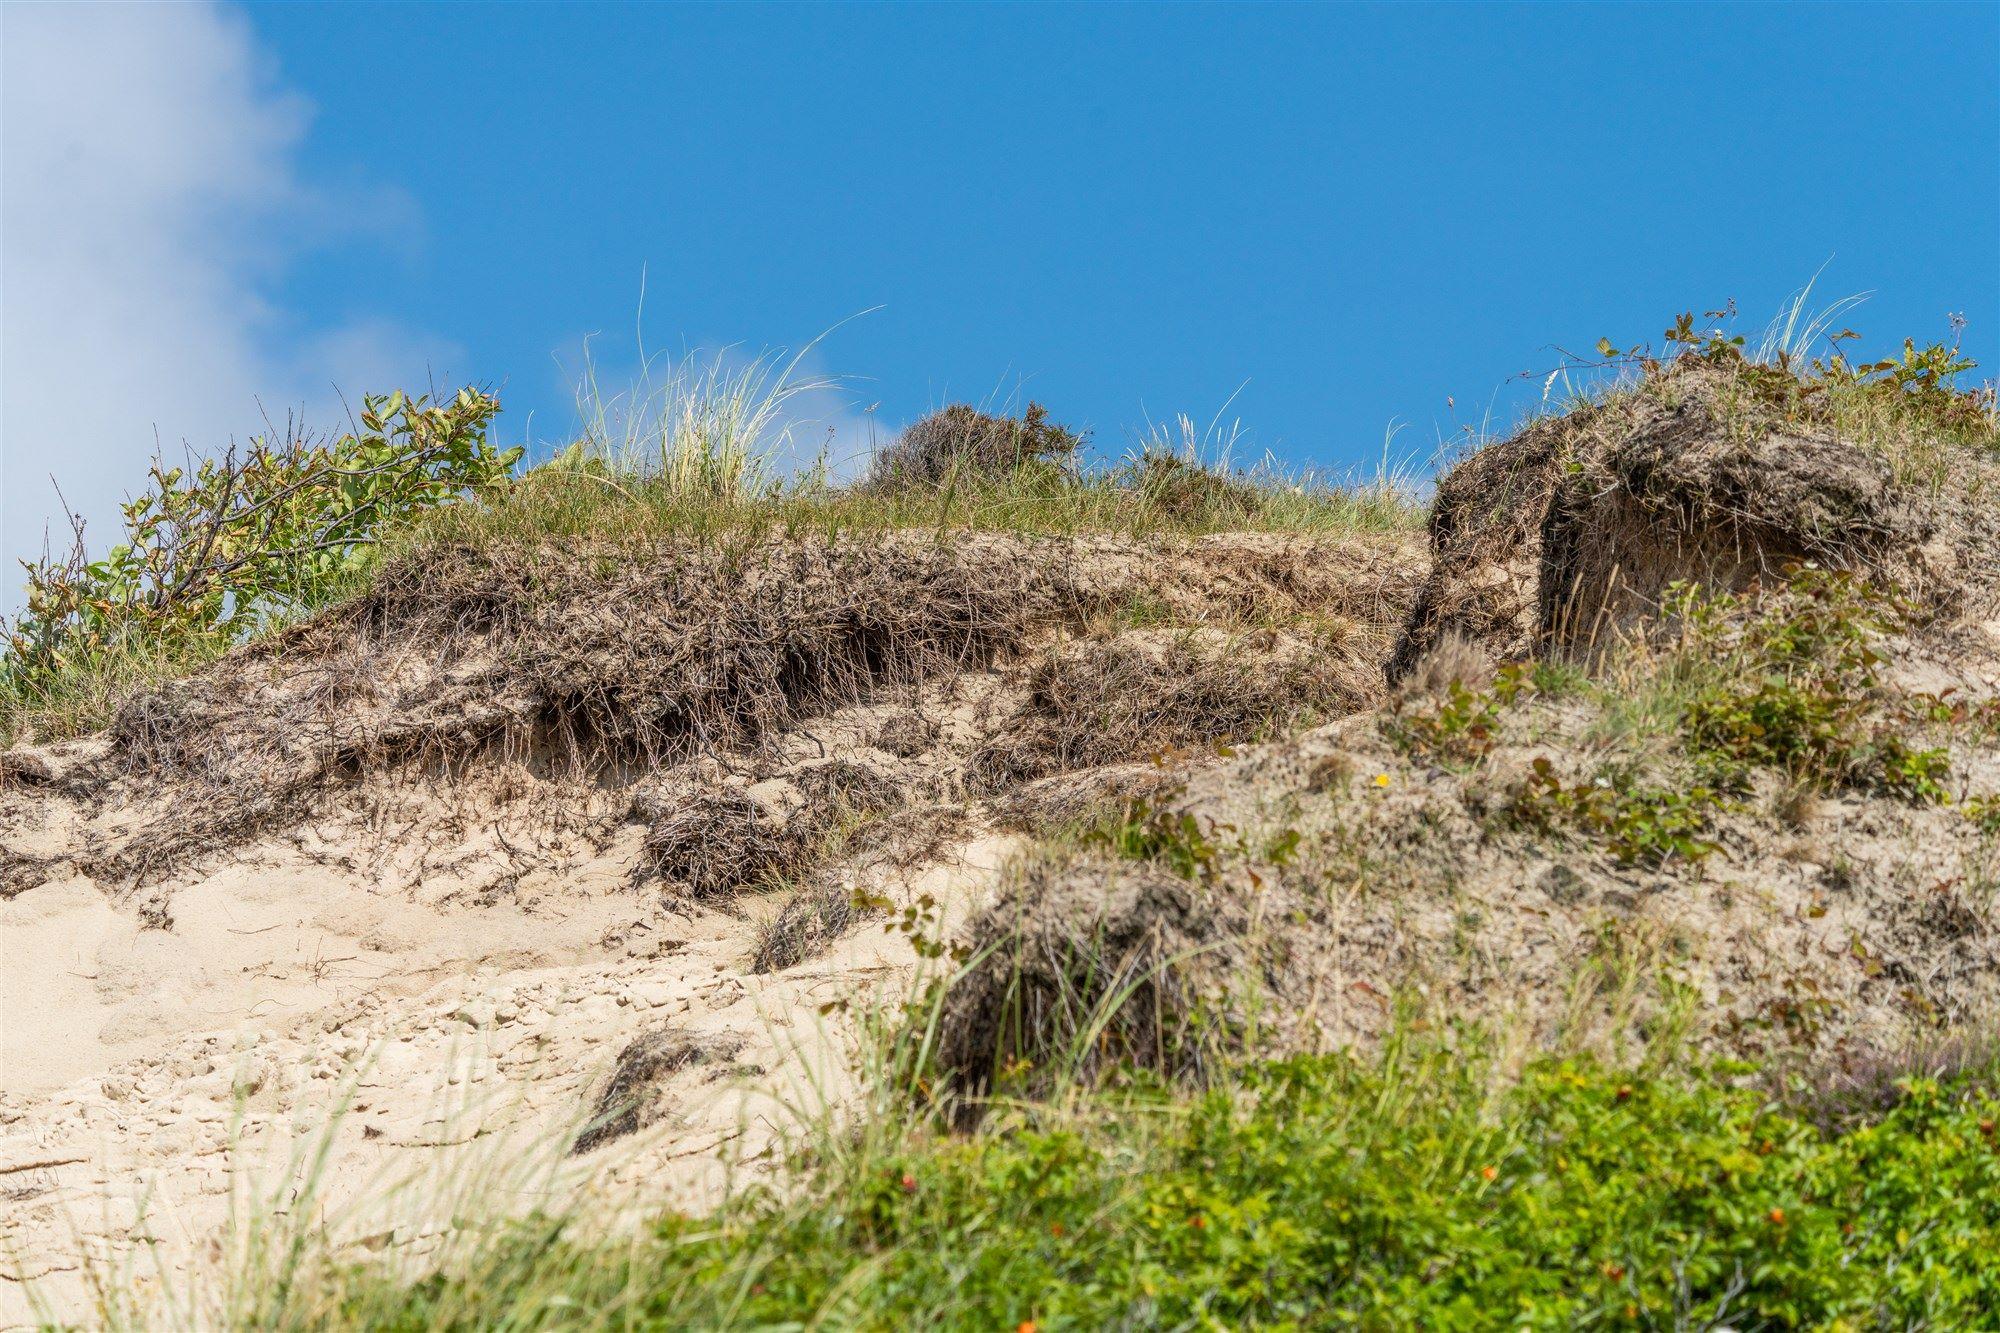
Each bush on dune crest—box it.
[865,401,1085,492]
[1,389,516,743]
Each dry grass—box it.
[5,526,1420,897]
[987,762,1189,838]
[392,457,1420,564]
[159,536,1108,790]
[0,617,275,756]
[632,782,799,900]
[753,802,966,973]
[971,626,1376,789]
[634,759,906,901]
[934,854,1262,1107]
[571,1026,747,1155]
[753,880,873,974]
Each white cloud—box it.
[0,0,459,606]
[772,356,900,482]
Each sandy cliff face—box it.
[0,531,1415,1324]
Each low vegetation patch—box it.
[1385,662,1531,767]
[1667,569,1947,799]
[1641,308,1999,484]
[1512,758,1723,868]
[932,854,1254,1103]
[1083,786,1239,883]
[1118,448,1267,521]
[1507,565,1958,866]
[262,1037,2000,1330]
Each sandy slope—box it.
[1,762,1016,1326]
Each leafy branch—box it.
[5,387,517,692]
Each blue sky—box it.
[4,2,1996,594]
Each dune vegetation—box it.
[6,302,2000,1330]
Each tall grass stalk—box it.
[567,333,842,498]
[1753,265,1871,366]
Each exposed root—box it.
[12,530,1414,893]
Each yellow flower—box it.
[1373,773,1392,788]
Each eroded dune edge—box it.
[7,358,2000,1326]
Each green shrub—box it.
[3,388,513,738]
[1872,735,1954,803]
[1085,787,1235,883]
[1117,449,1265,522]
[1675,570,1886,781]
[1518,568,1954,867]
[1629,308,1998,447]
[1387,665,1531,767]
[1512,758,1721,868]
[1672,569,1953,803]
[1961,796,2000,836]
[866,402,1084,492]
[321,1040,2000,1331]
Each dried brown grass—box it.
[633,759,904,900]
[23,529,1418,892]
[571,1027,747,1155]
[934,856,1265,1107]
[971,627,1376,789]
[752,881,869,975]
[633,783,797,900]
